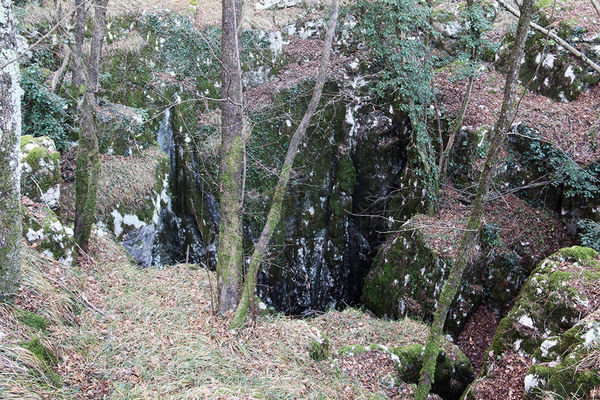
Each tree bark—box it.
[414,0,534,398]
[73,0,108,254]
[230,0,341,330]
[0,0,22,302]
[439,0,479,182]
[87,0,108,91]
[216,0,245,313]
[72,0,86,89]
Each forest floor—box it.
[1,234,457,400]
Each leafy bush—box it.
[578,219,600,252]
[515,126,599,199]
[21,65,73,151]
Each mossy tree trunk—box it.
[216,0,245,313]
[73,0,108,255]
[0,0,22,302]
[230,0,340,329]
[414,0,534,398]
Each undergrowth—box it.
[1,231,442,399]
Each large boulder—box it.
[21,198,74,265]
[361,219,483,335]
[337,342,473,399]
[525,310,600,399]
[362,193,568,335]
[465,246,600,399]
[496,20,600,102]
[20,135,61,210]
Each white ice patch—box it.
[514,339,522,351]
[40,184,60,209]
[255,0,302,10]
[26,228,44,242]
[542,54,556,69]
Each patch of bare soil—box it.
[456,307,498,376]
[470,352,533,400]
[435,67,600,165]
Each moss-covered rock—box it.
[361,219,483,335]
[97,102,156,156]
[22,201,74,265]
[496,20,600,102]
[466,247,600,400]
[489,246,599,359]
[336,341,473,399]
[92,148,170,242]
[524,310,600,399]
[20,135,61,210]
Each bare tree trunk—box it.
[439,71,475,179]
[0,0,22,302]
[72,0,86,89]
[73,0,108,255]
[216,0,245,314]
[439,0,479,182]
[51,42,71,92]
[230,0,341,330]
[87,0,108,90]
[414,0,534,398]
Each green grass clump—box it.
[15,309,48,332]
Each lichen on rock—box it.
[21,198,74,265]
[20,135,61,210]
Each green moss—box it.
[337,344,368,355]
[20,134,35,147]
[19,337,62,387]
[559,246,599,263]
[20,338,57,366]
[15,309,48,332]
[309,335,330,361]
[391,343,473,399]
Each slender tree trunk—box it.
[72,0,86,89]
[230,0,341,329]
[73,0,108,254]
[0,0,22,302]
[439,71,475,179]
[414,0,534,398]
[216,0,245,313]
[439,0,479,182]
[52,43,71,92]
[87,0,108,90]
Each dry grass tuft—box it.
[0,244,92,399]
